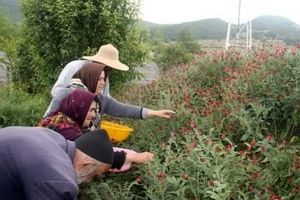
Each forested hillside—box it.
[141,15,300,44]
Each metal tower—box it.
[225,0,252,50]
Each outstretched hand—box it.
[134,152,154,163]
[126,152,154,164]
[147,109,176,119]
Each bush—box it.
[82,46,300,199]
[0,84,48,127]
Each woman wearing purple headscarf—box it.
[39,90,153,172]
[40,89,97,140]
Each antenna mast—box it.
[225,0,252,50]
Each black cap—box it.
[75,130,113,164]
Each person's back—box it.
[0,126,78,200]
[51,60,90,98]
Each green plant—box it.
[0,84,48,127]
[92,46,300,199]
[0,8,20,82]
[14,0,147,93]
[154,29,201,71]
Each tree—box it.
[14,0,147,93]
[0,9,20,82]
[177,28,200,54]
[154,29,201,71]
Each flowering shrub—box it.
[81,46,300,199]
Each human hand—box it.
[126,152,154,164]
[147,109,175,119]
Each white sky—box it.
[139,0,300,25]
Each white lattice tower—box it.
[225,0,252,50]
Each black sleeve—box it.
[111,151,126,169]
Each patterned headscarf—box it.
[38,112,82,140]
[72,62,105,93]
[58,90,97,126]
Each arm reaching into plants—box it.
[100,95,175,120]
[146,109,176,119]
[110,148,154,173]
[126,152,154,163]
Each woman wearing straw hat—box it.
[46,43,175,121]
[51,43,127,99]
[44,61,175,128]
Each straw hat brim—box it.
[82,55,129,71]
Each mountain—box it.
[252,16,300,44]
[141,16,300,45]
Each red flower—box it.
[251,172,261,180]
[180,173,189,180]
[156,172,167,181]
[207,180,215,187]
[184,91,191,104]
[226,144,233,152]
[202,107,212,116]
[266,134,273,141]
[270,193,282,200]
[135,176,142,183]
[239,150,245,156]
[179,127,190,135]
[191,141,198,148]
[222,109,230,117]
[190,120,196,129]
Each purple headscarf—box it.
[58,90,97,126]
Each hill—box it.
[252,16,300,44]
[141,18,230,41]
[141,15,300,45]
[1,0,300,45]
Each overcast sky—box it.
[139,0,300,25]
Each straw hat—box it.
[82,44,129,71]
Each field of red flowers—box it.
[80,45,300,200]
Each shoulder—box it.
[64,60,90,70]
[61,60,90,75]
[68,79,88,90]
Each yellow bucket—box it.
[100,121,133,143]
